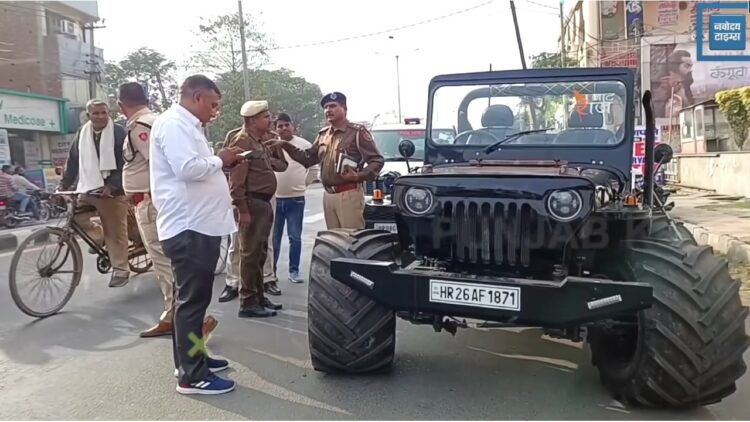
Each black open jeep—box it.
[307,68,749,409]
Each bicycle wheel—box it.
[129,245,153,274]
[214,234,230,275]
[9,228,83,318]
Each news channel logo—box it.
[698,2,750,61]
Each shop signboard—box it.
[0,91,63,133]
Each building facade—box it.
[0,0,104,187]
[563,0,750,152]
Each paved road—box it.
[0,185,749,419]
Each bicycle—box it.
[9,189,153,318]
[214,234,230,275]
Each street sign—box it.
[0,129,11,166]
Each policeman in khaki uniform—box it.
[272,92,384,229]
[117,82,218,338]
[226,100,288,318]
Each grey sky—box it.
[96,0,564,122]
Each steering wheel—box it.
[453,128,503,146]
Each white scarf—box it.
[76,119,117,193]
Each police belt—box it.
[247,192,273,202]
[324,183,359,194]
[130,192,151,206]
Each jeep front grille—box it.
[440,200,541,267]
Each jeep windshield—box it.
[429,80,627,148]
[372,128,456,161]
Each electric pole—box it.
[508,2,539,128]
[559,0,566,67]
[509,0,526,69]
[238,0,250,101]
[395,55,402,123]
[83,22,105,100]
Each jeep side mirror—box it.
[398,139,415,159]
[654,143,673,164]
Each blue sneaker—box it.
[173,356,230,377]
[176,373,235,395]
[289,272,304,284]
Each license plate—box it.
[374,223,397,232]
[429,279,521,311]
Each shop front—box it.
[0,88,68,189]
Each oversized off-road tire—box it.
[589,239,750,408]
[650,213,697,246]
[308,229,399,374]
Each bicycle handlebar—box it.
[54,188,105,198]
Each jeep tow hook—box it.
[433,316,467,336]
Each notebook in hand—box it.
[336,152,358,174]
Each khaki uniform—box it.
[122,108,174,322]
[284,122,384,229]
[223,128,278,287]
[226,128,288,308]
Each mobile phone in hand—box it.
[239,150,262,160]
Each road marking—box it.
[281,309,308,319]
[467,346,579,370]
[243,319,308,336]
[247,347,313,370]
[226,361,350,415]
[303,212,324,223]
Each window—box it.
[680,110,694,142]
[695,106,704,139]
[430,80,627,147]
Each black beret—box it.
[321,92,346,108]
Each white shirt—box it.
[274,136,318,198]
[149,104,237,241]
[12,174,40,193]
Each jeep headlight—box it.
[547,189,583,221]
[403,187,433,215]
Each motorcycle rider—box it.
[12,167,43,194]
[0,165,40,220]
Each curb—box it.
[680,221,750,264]
[0,233,18,252]
[0,228,50,253]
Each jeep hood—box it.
[424,162,620,187]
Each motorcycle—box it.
[29,190,52,221]
[0,197,35,228]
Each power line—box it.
[189,0,495,54]
[522,0,558,11]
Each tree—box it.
[530,51,578,69]
[513,51,579,129]
[716,87,750,150]
[209,68,324,144]
[103,48,178,113]
[188,12,274,75]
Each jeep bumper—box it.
[330,259,654,326]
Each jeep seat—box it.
[467,104,516,144]
[554,110,615,145]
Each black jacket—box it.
[61,124,127,195]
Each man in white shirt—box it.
[150,75,243,396]
[12,167,42,193]
[271,113,318,283]
[118,82,218,339]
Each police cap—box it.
[241,100,269,117]
[320,92,346,108]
